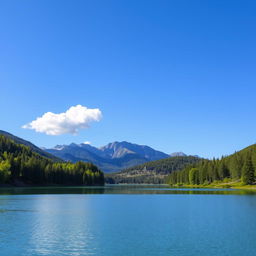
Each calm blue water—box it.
[0,185,256,256]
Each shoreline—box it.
[1,182,256,191]
[170,182,256,190]
[0,183,105,188]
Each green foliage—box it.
[0,160,11,183]
[189,168,199,185]
[0,135,104,186]
[106,156,201,184]
[242,155,254,185]
[168,144,256,186]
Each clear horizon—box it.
[1,0,256,159]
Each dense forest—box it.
[0,135,104,186]
[106,156,201,184]
[167,144,256,186]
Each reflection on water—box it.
[27,195,96,256]
[0,209,35,213]
[0,185,255,195]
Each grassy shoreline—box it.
[170,181,256,190]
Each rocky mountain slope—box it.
[45,141,171,172]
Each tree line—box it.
[167,144,256,185]
[0,135,104,185]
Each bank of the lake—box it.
[170,181,256,190]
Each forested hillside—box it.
[167,144,256,185]
[0,135,104,186]
[106,156,200,184]
[0,130,61,161]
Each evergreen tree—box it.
[242,155,254,185]
[218,161,229,180]
[189,168,199,185]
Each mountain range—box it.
[0,130,193,174]
[0,129,254,186]
[45,141,186,172]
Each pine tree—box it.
[242,155,254,185]
[189,168,199,185]
[218,162,229,180]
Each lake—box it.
[0,185,256,256]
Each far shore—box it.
[170,181,256,190]
[1,181,256,191]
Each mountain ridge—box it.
[45,141,178,172]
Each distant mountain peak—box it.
[82,141,91,145]
[53,145,66,150]
[170,152,187,157]
[69,143,79,147]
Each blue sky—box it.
[0,0,256,158]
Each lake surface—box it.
[0,185,256,256]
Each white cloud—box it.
[22,105,102,135]
[83,141,91,145]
